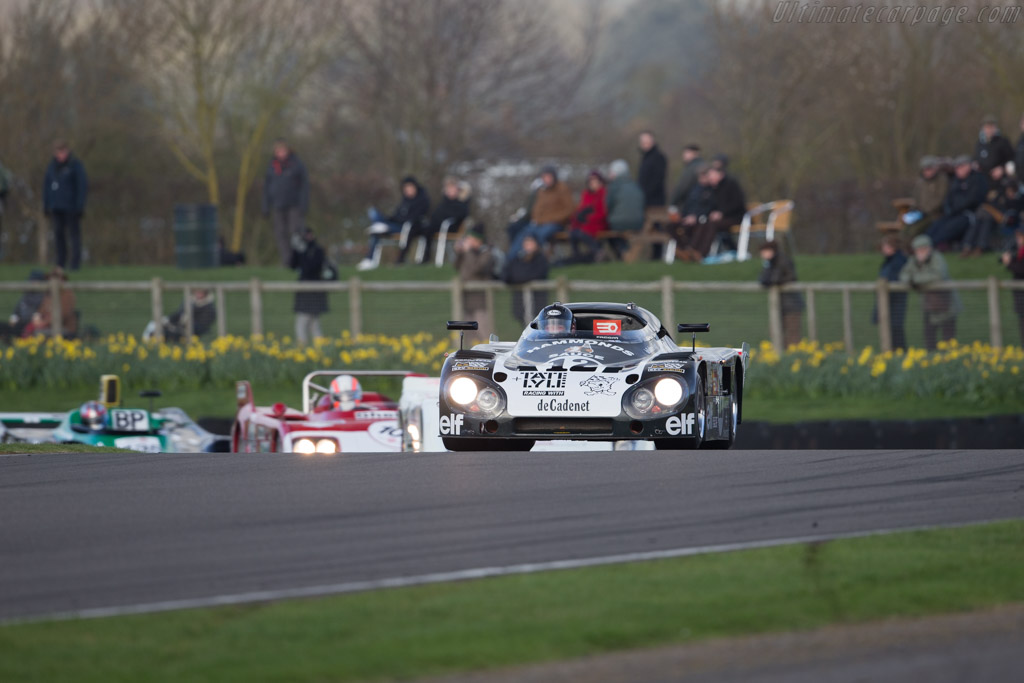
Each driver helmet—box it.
[330,375,363,410]
[80,401,107,431]
[536,303,575,335]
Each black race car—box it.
[440,302,748,451]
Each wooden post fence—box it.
[215,286,227,339]
[348,276,363,337]
[767,286,783,350]
[660,275,674,329]
[149,277,162,342]
[249,278,263,337]
[841,287,854,353]
[805,288,817,343]
[876,279,892,353]
[987,276,1003,348]
[49,275,63,339]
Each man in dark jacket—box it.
[637,131,667,209]
[669,144,702,208]
[873,235,909,350]
[358,176,430,271]
[1016,114,1024,179]
[926,155,988,249]
[961,164,1021,256]
[290,227,328,346]
[974,115,1015,173]
[675,165,746,261]
[504,234,549,325]
[263,139,310,267]
[42,141,88,270]
[758,241,804,349]
[398,176,469,265]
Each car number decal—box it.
[368,421,403,448]
[109,409,149,432]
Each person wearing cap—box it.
[263,138,310,267]
[926,155,987,250]
[961,164,1021,257]
[669,144,703,209]
[900,235,961,350]
[358,175,431,271]
[507,166,574,258]
[42,140,88,270]
[290,226,328,346]
[757,241,804,348]
[1000,226,1024,344]
[637,131,667,209]
[605,159,645,259]
[454,223,496,345]
[904,155,950,236]
[565,170,608,263]
[974,114,1014,173]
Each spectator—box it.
[900,235,961,350]
[25,267,77,338]
[873,235,909,351]
[675,163,746,261]
[398,176,469,265]
[358,175,431,271]
[144,288,216,343]
[504,234,549,326]
[637,131,667,209]
[263,138,309,267]
[42,141,88,271]
[0,270,47,342]
[758,241,804,349]
[1016,113,1024,178]
[1001,226,1024,345]
[926,155,987,250]
[961,164,1020,257]
[507,166,574,257]
[454,224,496,345]
[605,159,645,259]
[290,227,328,346]
[566,170,608,263]
[217,235,246,266]
[903,156,949,236]
[669,144,703,208]
[0,159,10,253]
[710,153,729,172]
[974,114,1014,173]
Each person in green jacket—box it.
[605,159,645,259]
[900,234,962,349]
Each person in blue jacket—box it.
[42,141,88,270]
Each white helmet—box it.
[330,374,363,410]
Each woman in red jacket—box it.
[568,171,608,263]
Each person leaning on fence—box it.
[263,138,310,267]
[758,241,804,349]
[900,235,961,351]
[358,175,430,271]
[961,164,1021,257]
[873,235,909,351]
[290,227,329,347]
[43,141,88,271]
[1001,226,1024,345]
[398,176,470,265]
[24,267,77,339]
[605,159,645,259]
[454,223,496,345]
[504,233,549,326]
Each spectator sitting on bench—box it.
[398,176,470,265]
[674,163,746,262]
[564,170,608,264]
[926,155,987,251]
[605,159,645,259]
[960,164,1021,257]
[903,155,949,236]
[358,175,430,271]
[507,165,574,257]
[144,288,216,343]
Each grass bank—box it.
[0,443,132,454]
[2,520,1022,683]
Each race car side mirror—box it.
[447,320,479,350]
[677,323,711,352]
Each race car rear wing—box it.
[677,323,711,352]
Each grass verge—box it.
[2,520,1022,683]
[0,443,132,454]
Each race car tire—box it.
[443,438,536,452]
[655,375,705,451]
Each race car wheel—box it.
[443,438,536,452]
[655,375,705,451]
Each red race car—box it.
[232,370,419,454]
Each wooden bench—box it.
[876,198,915,235]
[369,218,467,267]
[661,200,796,264]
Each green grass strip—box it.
[0,443,133,454]
[2,520,1022,682]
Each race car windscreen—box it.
[508,312,656,367]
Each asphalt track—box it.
[1,448,1023,622]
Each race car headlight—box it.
[654,377,684,407]
[449,376,478,405]
[476,387,500,413]
[315,438,337,454]
[294,438,316,455]
[631,388,655,413]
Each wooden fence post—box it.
[450,277,464,320]
[556,276,569,303]
[876,279,892,353]
[50,276,63,339]
[182,285,194,341]
[661,275,674,328]
[249,278,263,337]
[841,287,854,353]
[484,284,495,335]
[805,288,817,343]
[149,277,162,342]
[987,276,1003,348]
[348,276,363,337]
[767,286,783,350]
[215,286,226,339]
[523,286,534,325]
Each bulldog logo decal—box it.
[579,376,618,396]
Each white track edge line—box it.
[3,516,1017,626]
